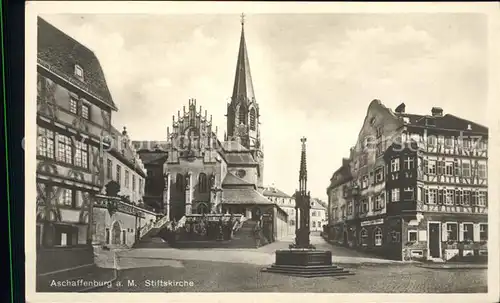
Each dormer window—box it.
[74,64,84,80]
[467,124,472,131]
[403,117,410,124]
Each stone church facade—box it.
[136,19,286,224]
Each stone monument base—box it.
[261,249,354,278]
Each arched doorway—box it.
[112,221,121,245]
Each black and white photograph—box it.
[26,1,499,302]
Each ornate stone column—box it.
[185,172,193,215]
[163,173,171,219]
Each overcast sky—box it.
[40,13,488,201]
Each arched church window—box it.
[239,107,246,125]
[199,173,208,193]
[250,108,256,130]
[176,174,184,192]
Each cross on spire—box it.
[240,13,246,26]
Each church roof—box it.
[262,187,291,198]
[222,188,274,205]
[37,17,117,110]
[223,153,257,165]
[231,22,255,104]
[220,140,249,152]
[222,172,254,187]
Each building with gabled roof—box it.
[326,99,488,261]
[134,17,288,241]
[36,17,157,274]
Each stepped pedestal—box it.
[262,249,354,278]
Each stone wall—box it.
[92,205,157,247]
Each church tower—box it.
[226,14,264,189]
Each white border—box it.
[25,1,500,303]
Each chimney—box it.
[395,102,406,114]
[431,107,443,117]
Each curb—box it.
[417,264,487,270]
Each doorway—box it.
[112,221,121,245]
[343,231,348,247]
[429,223,441,258]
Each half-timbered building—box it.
[326,100,488,261]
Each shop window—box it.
[479,224,488,241]
[462,223,473,241]
[408,230,418,242]
[374,228,383,246]
[447,223,458,241]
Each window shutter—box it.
[458,223,464,241]
[442,223,448,241]
[473,223,480,242]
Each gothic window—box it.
[199,173,208,193]
[250,108,256,130]
[239,107,246,125]
[176,174,184,192]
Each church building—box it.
[136,17,288,230]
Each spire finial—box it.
[240,13,245,26]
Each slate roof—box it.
[396,112,488,134]
[231,24,255,104]
[222,188,274,205]
[37,17,117,110]
[222,172,253,187]
[223,153,257,165]
[220,140,249,152]
[262,187,291,198]
[136,151,168,165]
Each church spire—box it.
[232,13,255,104]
